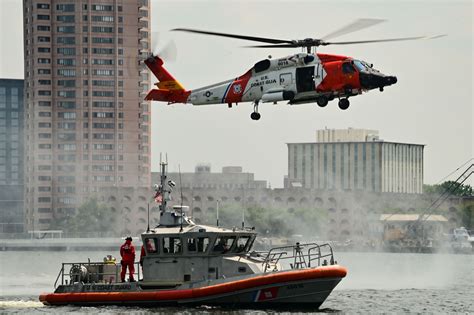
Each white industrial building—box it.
[287,128,424,194]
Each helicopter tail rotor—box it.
[151,32,178,62]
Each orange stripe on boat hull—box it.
[39,265,347,305]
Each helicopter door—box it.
[296,66,315,92]
[279,73,292,87]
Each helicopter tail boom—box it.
[145,55,190,103]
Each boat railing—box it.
[54,261,141,288]
[262,242,335,273]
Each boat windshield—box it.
[212,236,236,254]
[233,235,251,253]
[353,60,367,71]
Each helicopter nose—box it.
[385,76,397,86]
[359,73,397,90]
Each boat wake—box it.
[0,300,44,309]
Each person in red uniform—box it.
[120,236,135,282]
[140,239,153,266]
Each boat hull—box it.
[40,265,346,307]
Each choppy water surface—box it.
[1,251,473,314]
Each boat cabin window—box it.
[342,62,355,74]
[144,238,158,254]
[187,237,210,253]
[233,236,251,253]
[212,236,236,254]
[162,237,182,254]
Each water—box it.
[1,251,473,314]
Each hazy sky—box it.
[0,0,472,187]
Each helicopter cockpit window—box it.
[212,236,236,254]
[342,62,355,74]
[353,60,366,72]
[254,59,271,73]
[233,236,251,253]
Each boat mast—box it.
[159,160,169,214]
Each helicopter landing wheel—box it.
[250,112,261,120]
[251,101,261,120]
[338,98,350,110]
[316,96,328,107]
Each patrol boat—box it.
[40,162,347,308]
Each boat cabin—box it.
[140,210,261,286]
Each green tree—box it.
[53,197,116,234]
[424,181,473,197]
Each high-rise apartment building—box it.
[287,128,424,194]
[23,0,151,230]
[0,79,25,233]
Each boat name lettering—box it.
[85,284,131,291]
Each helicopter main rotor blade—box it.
[321,18,386,40]
[244,44,299,48]
[172,28,293,45]
[323,35,445,46]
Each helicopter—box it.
[145,19,443,120]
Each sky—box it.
[0,0,472,188]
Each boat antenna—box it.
[159,157,167,215]
[146,203,150,232]
[216,199,219,227]
[178,165,184,232]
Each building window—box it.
[92,91,114,97]
[58,58,76,66]
[92,80,114,87]
[37,3,50,9]
[57,47,76,55]
[57,37,76,45]
[57,90,76,98]
[93,143,114,150]
[57,26,75,33]
[37,14,50,20]
[57,79,76,87]
[57,101,75,109]
[39,101,51,106]
[57,15,75,22]
[37,58,51,64]
[91,48,114,54]
[56,4,75,11]
[92,37,114,44]
[92,26,113,33]
[37,47,51,54]
[57,69,76,76]
[91,15,114,22]
[37,25,50,31]
[38,111,51,117]
[58,112,76,119]
[92,4,113,11]
[38,69,51,74]
[92,59,114,65]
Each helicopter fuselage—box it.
[144,52,397,120]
